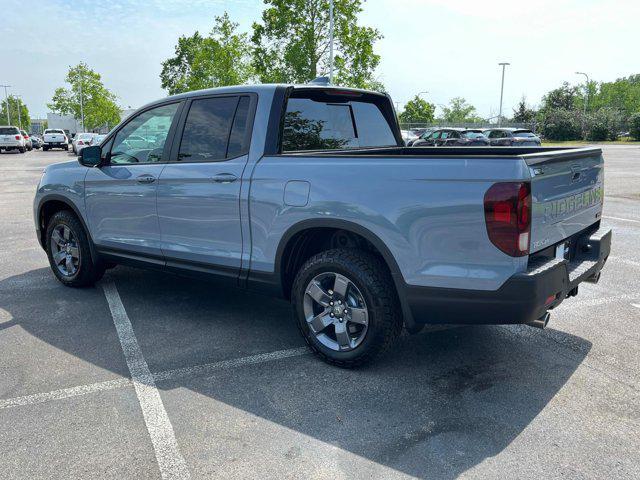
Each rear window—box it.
[513,130,536,137]
[282,93,397,152]
[0,127,19,135]
[45,129,65,134]
[462,131,485,138]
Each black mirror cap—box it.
[78,145,102,167]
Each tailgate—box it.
[524,148,604,253]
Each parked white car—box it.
[400,129,418,146]
[72,133,96,154]
[43,129,69,151]
[0,126,26,153]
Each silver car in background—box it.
[72,133,97,154]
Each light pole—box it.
[79,71,85,132]
[498,62,510,127]
[575,71,590,115]
[1,84,11,124]
[15,95,22,129]
[329,0,334,84]
[417,91,429,98]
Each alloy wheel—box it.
[303,272,369,352]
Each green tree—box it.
[540,108,583,141]
[398,95,435,125]
[442,97,480,123]
[48,63,120,131]
[161,13,253,95]
[512,96,537,124]
[629,112,640,141]
[541,82,578,111]
[585,107,623,141]
[251,0,383,89]
[0,95,31,131]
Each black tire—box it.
[64,145,69,151]
[45,210,105,287]
[19,147,25,153]
[292,248,403,367]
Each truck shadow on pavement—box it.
[1,266,592,479]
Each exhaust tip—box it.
[527,312,550,329]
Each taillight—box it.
[78,140,84,145]
[484,182,531,257]
[15,135,21,140]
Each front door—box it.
[157,95,253,279]
[85,102,181,259]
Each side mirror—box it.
[78,145,102,167]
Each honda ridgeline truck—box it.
[34,84,611,366]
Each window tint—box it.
[430,131,441,139]
[178,96,238,162]
[227,96,251,158]
[282,97,396,152]
[441,131,449,139]
[110,103,178,164]
[0,127,19,135]
[513,130,536,137]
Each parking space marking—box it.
[154,347,309,383]
[102,280,191,480]
[0,378,131,410]
[604,215,640,224]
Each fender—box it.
[37,194,100,264]
[246,217,418,331]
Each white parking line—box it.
[102,280,190,480]
[603,215,640,224]
[0,347,309,411]
[0,378,131,409]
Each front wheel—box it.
[46,210,105,287]
[292,249,403,367]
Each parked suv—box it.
[34,85,610,366]
[0,126,26,153]
[484,128,541,146]
[20,130,33,151]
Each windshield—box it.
[282,90,398,152]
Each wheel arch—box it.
[269,218,416,331]
[37,194,98,263]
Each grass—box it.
[542,138,640,146]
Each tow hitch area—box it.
[527,312,551,329]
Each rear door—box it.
[526,148,604,253]
[157,94,254,279]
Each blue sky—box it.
[2,0,638,120]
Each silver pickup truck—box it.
[34,84,611,366]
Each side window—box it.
[488,130,498,138]
[227,96,251,158]
[110,103,179,164]
[430,131,441,139]
[449,131,460,139]
[178,96,239,162]
[441,131,449,139]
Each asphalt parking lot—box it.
[1,146,639,479]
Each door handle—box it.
[136,174,156,184]
[211,173,238,184]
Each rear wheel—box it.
[19,147,25,153]
[46,210,105,287]
[292,249,403,367]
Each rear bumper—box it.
[405,225,611,325]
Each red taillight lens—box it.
[484,182,531,257]
[78,140,84,145]
[15,135,21,140]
